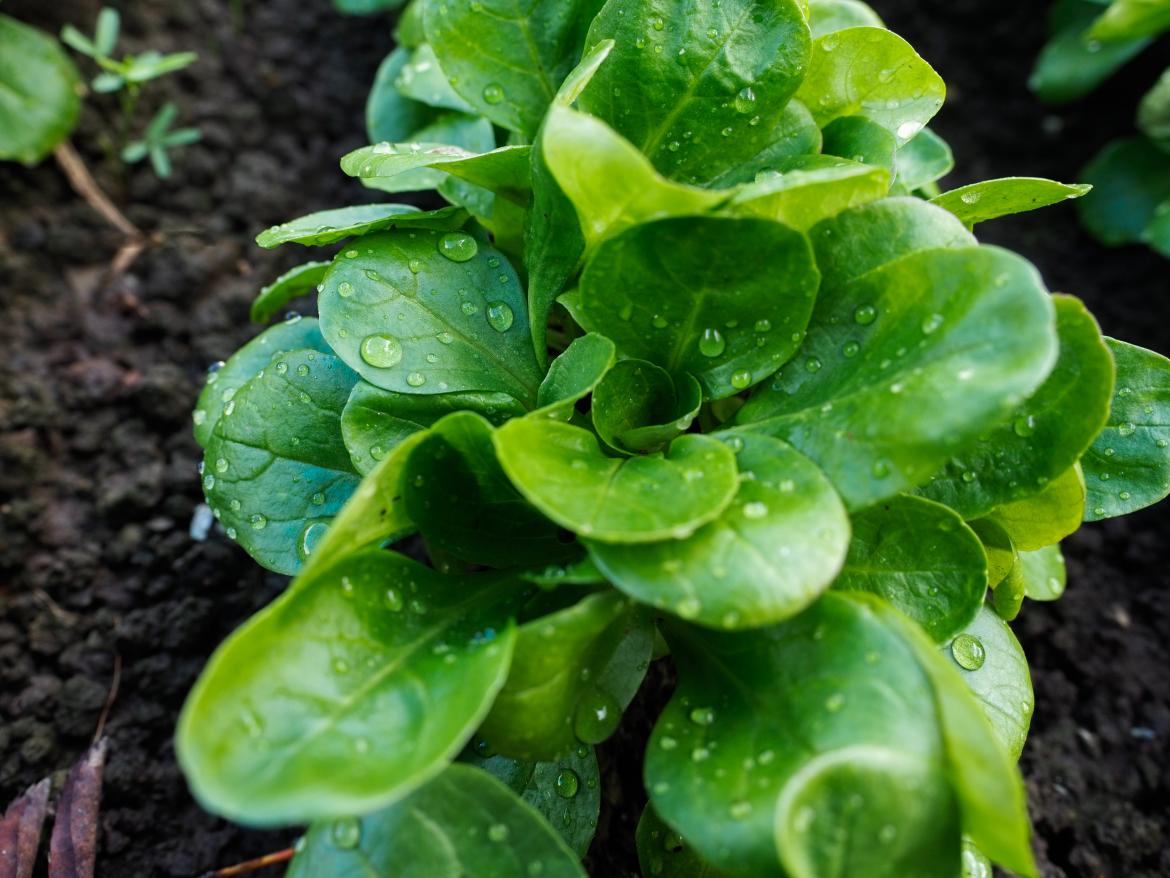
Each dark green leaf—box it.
[256,203,469,249]
[1079,136,1170,245]
[591,360,701,454]
[250,262,330,324]
[636,804,737,878]
[366,47,436,142]
[1030,0,1149,102]
[894,127,953,193]
[342,141,530,199]
[0,13,81,165]
[707,100,824,188]
[821,115,898,176]
[394,43,474,113]
[535,333,617,420]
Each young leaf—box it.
[1078,136,1170,245]
[1018,544,1066,602]
[832,495,987,643]
[1082,338,1170,519]
[94,7,120,57]
[588,433,850,629]
[318,230,543,404]
[591,360,702,454]
[930,177,1091,228]
[968,517,1017,590]
[366,47,436,142]
[286,765,586,877]
[577,0,811,183]
[918,295,1114,519]
[724,155,891,230]
[342,381,524,474]
[342,141,529,199]
[1088,0,1170,41]
[177,550,524,825]
[1030,0,1150,102]
[494,420,739,542]
[250,261,330,324]
[578,216,819,399]
[1138,66,1170,147]
[534,332,617,420]
[807,0,884,37]
[796,27,945,145]
[256,203,469,248]
[0,14,81,165]
[984,464,1085,552]
[0,779,49,878]
[122,50,198,82]
[394,43,474,114]
[636,803,738,878]
[821,115,898,176]
[894,127,954,193]
[202,348,361,575]
[479,590,652,759]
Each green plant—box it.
[0,12,82,165]
[177,0,1170,875]
[1033,0,1170,255]
[121,101,202,179]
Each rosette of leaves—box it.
[178,1,1170,875]
[1032,0,1170,256]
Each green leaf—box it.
[796,27,945,145]
[930,177,1091,227]
[342,380,524,474]
[833,495,987,643]
[894,127,954,193]
[59,24,97,57]
[1078,136,1170,245]
[403,411,576,568]
[94,7,120,56]
[535,332,617,420]
[494,419,739,542]
[1083,338,1170,519]
[256,203,469,249]
[393,43,474,114]
[577,0,811,184]
[1030,0,1149,102]
[985,464,1085,552]
[918,295,1114,519]
[941,604,1034,760]
[333,0,408,13]
[968,517,1017,590]
[1019,544,1066,602]
[541,106,727,250]
[422,0,603,137]
[807,0,884,37]
[1088,0,1170,40]
[963,839,993,878]
[342,141,529,199]
[123,50,198,82]
[318,230,543,404]
[366,47,436,142]
[250,262,330,324]
[637,804,738,878]
[1138,66,1170,147]
[707,100,824,188]
[821,115,897,176]
[479,590,652,759]
[724,155,891,230]
[193,317,331,448]
[0,14,81,165]
[202,348,361,575]
[588,433,850,629]
[287,764,586,877]
[461,745,602,856]
[591,360,702,454]
[738,238,1058,511]
[177,550,523,825]
[578,216,820,400]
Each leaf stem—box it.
[202,848,295,877]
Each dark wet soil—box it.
[0,1,1166,876]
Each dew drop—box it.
[731,369,753,390]
[805,356,822,373]
[690,707,715,726]
[853,303,877,325]
[330,817,361,850]
[486,301,515,332]
[249,513,267,530]
[960,190,982,205]
[337,281,354,298]
[574,687,621,744]
[438,232,479,263]
[482,83,505,104]
[742,501,768,519]
[360,334,403,368]
[1013,415,1036,437]
[698,327,726,358]
[555,769,580,799]
[951,633,986,670]
[406,372,427,387]
[734,87,757,114]
[298,521,328,559]
[1118,422,1137,437]
[488,823,509,842]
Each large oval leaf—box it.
[319,230,542,404]
[286,765,585,877]
[0,14,80,165]
[255,203,469,249]
[588,433,849,629]
[177,551,523,825]
[578,216,819,400]
[494,419,739,542]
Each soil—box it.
[0,0,1166,877]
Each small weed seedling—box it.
[179,1,1170,876]
[121,102,202,179]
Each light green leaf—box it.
[342,141,530,200]
[968,518,1016,590]
[588,433,849,629]
[833,495,987,643]
[797,27,945,145]
[319,230,543,403]
[394,43,474,114]
[985,464,1085,552]
[494,419,739,543]
[1019,544,1067,602]
[591,360,702,454]
[202,349,360,575]
[480,590,652,759]
[636,804,738,878]
[535,332,617,420]
[1138,66,1170,147]
[176,551,523,825]
[366,47,436,142]
[931,177,1091,227]
[0,13,81,165]
[255,203,469,249]
[286,765,586,877]
[1079,136,1170,245]
[578,216,819,400]
[725,155,891,230]
[1089,0,1170,41]
[250,262,330,324]
[894,127,953,193]
[808,0,884,36]
[1083,338,1170,519]
[577,0,811,184]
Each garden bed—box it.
[0,0,1166,875]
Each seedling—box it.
[179,1,1170,876]
[121,102,202,179]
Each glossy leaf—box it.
[286,765,585,877]
[894,127,954,193]
[725,155,891,230]
[591,360,702,454]
[480,590,652,759]
[366,47,436,142]
[1019,544,1066,602]
[403,411,576,567]
[394,43,474,113]
[636,804,737,878]
[177,551,523,825]
[1030,0,1149,102]
[342,380,524,474]
[1079,137,1170,245]
[256,203,469,249]
[1088,0,1170,41]
[808,0,884,37]
[588,432,850,629]
[494,419,739,543]
[821,115,897,176]
[0,14,81,165]
[520,554,607,588]
[930,177,1091,228]
[833,495,987,643]
[319,230,542,403]
[1138,66,1170,147]
[918,295,1114,519]
[535,332,617,420]
[986,464,1085,552]
[201,348,360,575]
[578,0,811,184]
[250,262,329,324]
[342,141,529,199]
[707,100,824,188]
[1083,338,1170,519]
[796,27,946,145]
[578,216,819,399]
[968,517,1016,590]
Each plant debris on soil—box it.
[0,0,1167,876]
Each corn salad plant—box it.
[178,0,1170,875]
